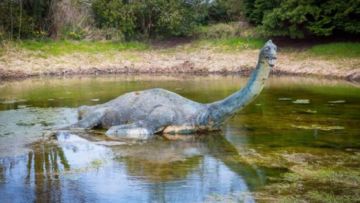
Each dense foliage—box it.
[92,0,207,39]
[244,0,360,38]
[205,0,242,22]
[0,0,52,40]
[0,0,359,40]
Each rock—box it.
[328,100,346,104]
[291,124,344,131]
[293,99,310,104]
[297,109,317,114]
[278,98,292,101]
[346,69,360,82]
[95,141,127,146]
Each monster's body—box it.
[77,88,212,137]
[70,40,278,139]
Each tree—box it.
[0,0,52,40]
[243,0,360,38]
[92,0,208,39]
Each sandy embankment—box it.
[0,48,359,81]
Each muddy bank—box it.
[1,49,359,81]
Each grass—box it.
[198,37,266,51]
[306,191,360,203]
[17,40,149,57]
[308,42,360,58]
[5,37,265,58]
[4,38,360,60]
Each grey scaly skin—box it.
[68,40,277,139]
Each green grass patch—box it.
[18,40,149,56]
[306,191,360,203]
[153,37,266,54]
[308,42,360,58]
[198,37,266,51]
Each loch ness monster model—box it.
[66,40,277,139]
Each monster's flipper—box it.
[72,108,106,129]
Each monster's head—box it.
[260,40,277,68]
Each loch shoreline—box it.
[1,45,359,82]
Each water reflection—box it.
[27,142,70,202]
[0,131,275,202]
[117,133,279,187]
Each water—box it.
[0,75,359,202]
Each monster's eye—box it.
[265,47,270,51]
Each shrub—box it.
[195,23,239,39]
[0,0,94,40]
[92,0,207,39]
[0,28,5,41]
[0,0,39,39]
[206,0,243,22]
[59,26,86,40]
[243,0,360,38]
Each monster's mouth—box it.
[267,57,277,67]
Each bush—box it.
[0,28,5,41]
[51,0,94,40]
[92,0,208,39]
[195,23,239,39]
[206,0,243,23]
[0,0,36,39]
[59,26,87,40]
[0,0,94,40]
[101,28,125,41]
[243,0,360,38]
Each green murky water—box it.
[0,75,359,202]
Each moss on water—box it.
[255,166,360,202]
[245,148,360,202]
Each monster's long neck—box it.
[207,55,270,125]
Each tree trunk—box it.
[18,0,22,40]
[10,0,13,40]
